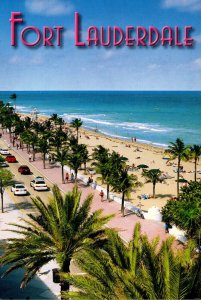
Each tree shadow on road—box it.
[4,202,34,212]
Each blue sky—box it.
[0,0,201,91]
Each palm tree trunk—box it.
[84,162,87,174]
[0,180,4,213]
[9,129,12,142]
[43,153,46,169]
[106,184,110,200]
[153,182,156,198]
[62,165,64,183]
[195,158,197,182]
[33,146,35,161]
[77,128,79,143]
[177,158,180,198]
[75,169,78,181]
[121,192,125,217]
[60,259,71,299]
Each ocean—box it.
[0,91,200,148]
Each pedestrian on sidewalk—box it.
[16,143,19,150]
[65,172,69,183]
[29,153,32,162]
[93,181,97,190]
[99,190,104,202]
[71,173,75,183]
[165,222,169,233]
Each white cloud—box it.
[25,0,74,16]
[103,50,116,60]
[147,64,161,70]
[163,0,201,11]
[194,58,201,68]
[9,54,44,65]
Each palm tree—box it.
[77,144,90,173]
[67,150,84,181]
[168,138,189,197]
[189,145,201,181]
[38,136,50,169]
[70,118,83,143]
[142,169,162,198]
[111,168,142,216]
[9,93,17,112]
[63,223,200,300]
[0,186,113,295]
[23,116,32,130]
[92,146,111,198]
[92,145,110,164]
[50,129,68,151]
[55,148,69,183]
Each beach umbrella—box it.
[176,178,188,183]
[137,164,149,169]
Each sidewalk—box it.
[1,133,169,243]
[0,192,59,299]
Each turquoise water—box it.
[0,91,200,147]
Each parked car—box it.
[0,149,10,155]
[0,161,9,167]
[30,176,48,191]
[11,183,28,196]
[18,165,31,175]
[5,155,17,163]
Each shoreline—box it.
[19,112,165,154]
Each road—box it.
[0,137,53,213]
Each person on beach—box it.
[65,172,69,183]
[99,190,104,202]
[29,153,32,162]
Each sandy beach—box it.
[19,113,200,211]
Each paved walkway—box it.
[1,132,169,243]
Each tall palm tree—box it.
[189,144,201,181]
[111,168,142,216]
[67,150,84,181]
[92,145,110,164]
[38,136,50,169]
[77,143,90,173]
[55,148,69,183]
[9,93,17,112]
[70,118,83,143]
[50,129,68,151]
[168,138,189,197]
[63,223,200,300]
[0,186,113,295]
[142,169,162,198]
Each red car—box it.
[18,165,31,175]
[5,155,17,163]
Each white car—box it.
[11,183,28,196]
[0,149,10,155]
[30,176,48,191]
